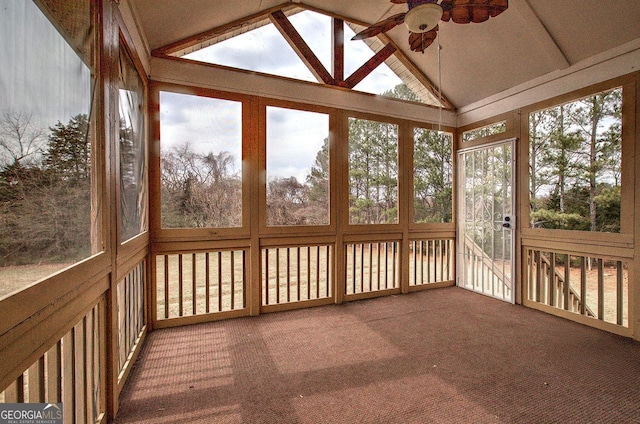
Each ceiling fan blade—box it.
[441,0,508,24]
[351,13,407,40]
[408,27,438,53]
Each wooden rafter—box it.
[333,18,344,83]
[343,43,397,89]
[269,10,335,85]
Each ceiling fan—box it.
[352,0,508,53]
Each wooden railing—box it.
[261,244,333,309]
[117,260,146,383]
[345,242,400,297]
[0,299,106,424]
[525,249,628,328]
[155,250,247,323]
[531,251,595,317]
[409,239,454,287]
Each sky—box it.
[0,1,92,130]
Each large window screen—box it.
[0,0,96,297]
[266,107,330,226]
[348,117,398,225]
[413,129,453,223]
[529,88,622,233]
[119,45,147,242]
[160,92,243,229]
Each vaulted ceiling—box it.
[132,0,640,110]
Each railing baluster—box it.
[231,250,236,310]
[317,246,321,298]
[205,252,210,313]
[326,245,331,297]
[535,251,541,303]
[564,254,570,311]
[28,357,45,402]
[597,258,604,320]
[164,255,169,319]
[440,240,445,281]
[392,242,397,287]
[47,341,62,403]
[192,253,197,314]
[178,254,183,317]
[276,248,280,304]
[384,243,389,289]
[287,248,291,303]
[218,252,223,312]
[359,244,363,293]
[74,321,86,424]
[617,261,623,325]
[297,247,302,301]
[265,249,270,306]
[580,257,587,316]
[85,310,94,423]
[549,252,555,307]
[307,246,311,299]
[243,250,247,308]
[427,240,432,284]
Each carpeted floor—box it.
[114,287,640,423]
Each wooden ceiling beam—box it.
[270,10,335,85]
[343,43,397,89]
[333,18,344,83]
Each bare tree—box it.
[0,109,47,167]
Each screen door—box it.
[457,139,515,303]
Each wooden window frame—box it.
[520,75,636,252]
[258,98,338,237]
[149,82,253,243]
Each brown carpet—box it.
[114,287,640,423]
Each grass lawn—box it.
[0,263,71,298]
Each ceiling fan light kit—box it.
[404,3,443,33]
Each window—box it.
[0,0,97,297]
[348,117,398,225]
[462,121,506,143]
[529,88,622,233]
[413,129,453,223]
[183,12,317,82]
[266,107,330,226]
[160,92,243,228]
[119,43,147,242]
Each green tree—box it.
[161,142,241,228]
[413,129,452,223]
[348,118,398,224]
[382,83,420,103]
[45,114,91,181]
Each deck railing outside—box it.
[345,242,400,296]
[117,261,146,381]
[409,239,454,287]
[525,249,628,328]
[155,250,247,320]
[261,245,333,306]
